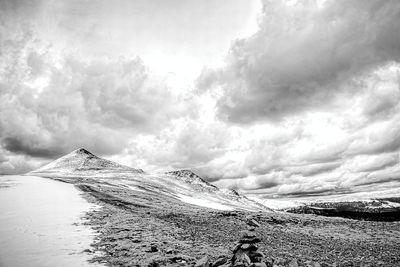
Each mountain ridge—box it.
[29,148,271,212]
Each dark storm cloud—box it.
[2,137,64,158]
[278,187,350,198]
[198,0,400,123]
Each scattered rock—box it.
[248,251,264,263]
[169,255,195,264]
[304,261,321,267]
[233,253,251,267]
[240,243,258,251]
[212,255,229,267]
[165,248,175,254]
[146,245,158,253]
[239,236,261,244]
[267,217,285,225]
[148,260,159,267]
[233,231,264,266]
[247,219,261,228]
[250,262,268,267]
[195,255,211,267]
[288,259,298,267]
[219,211,239,217]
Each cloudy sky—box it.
[1,0,400,199]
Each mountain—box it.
[31,148,144,175]
[25,149,400,266]
[251,189,400,221]
[285,197,400,221]
[29,148,270,212]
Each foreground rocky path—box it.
[77,183,400,267]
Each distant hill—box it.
[286,198,400,221]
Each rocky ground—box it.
[75,183,400,267]
[28,150,400,266]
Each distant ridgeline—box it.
[286,198,400,222]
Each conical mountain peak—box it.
[72,148,94,156]
[31,148,143,174]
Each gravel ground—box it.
[73,182,400,267]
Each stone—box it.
[240,243,258,251]
[239,237,261,244]
[263,258,274,267]
[288,259,298,267]
[243,232,257,238]
[195,256,211,267]
[165,248,174,254]
[147,245,158,252]
[248,251,265,262]
[233,253,251,267]
[148,261,159,267]
[212,256,229,267]
[232,243,242,253]
[247,219,261,228]
[248,226,256,232]
[305,261,321,267]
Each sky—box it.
[1,0,400,199]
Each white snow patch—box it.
[176,194,234,211]
[126,185,147,193]
[249,197,300,210]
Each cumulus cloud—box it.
[0,46,183,160]
[125,116,232,172]
[0,4,186,165]
[198,0,400,123]
[2,0,400,199]
[346,153,398,173]
[0,147,40,175]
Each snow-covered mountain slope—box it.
[31,148,144,175]
[29,149,271,212]
[252,186,400,210]
[249,189,400,221]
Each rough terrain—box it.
[78,184,400,266]
[29,149,400,266]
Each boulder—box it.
[248,226,256,232]
[195,256,211,267]
[212,255,229,267]
[248,251,265,263]
[240,243,258,251]
[233,253,251,267]
[247,219,261,228]
[288,259,298,267]
[239,237,261,244]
